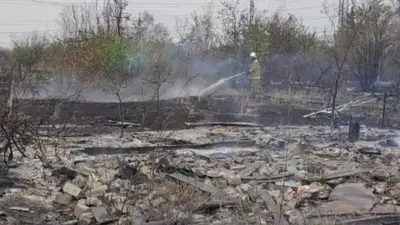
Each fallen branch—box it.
[97,120,141,128]
[196,109,259,119]
[194,200,239,212]
[338,215,400,225]
[167,172,219,194]
[79,140,256,155]
[301,169,368,183]
[184,122,262,128]
[303,95,376,118]
[241,172,294,182]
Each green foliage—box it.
[103,39,136,75]
[243,24,269,63]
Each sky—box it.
[0,0,362,48]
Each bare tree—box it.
[344,0,396,91]
[323,0,376,128]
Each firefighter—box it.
[248,52,261,100]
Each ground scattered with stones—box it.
[1,124,400,225]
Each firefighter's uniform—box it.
[249,52,261,99]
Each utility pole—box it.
[249,0,255,26]
[338,0,349,26]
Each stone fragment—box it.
[74,204,90,218]
[310,183,377,215]
[275,180,300,188]
[85,197,99,206]
[233,157,244,164]
[206,170,221,178]
[92,207,113,224]
[389,182,400,199]
[75,164,96,175]
[268,190,281,200]
[259,165,273,176]
[230,165,247,171]
[78,212,93,225]
[192,167,206,177]
[385,137,400,147]
[9,206,29,211]
[62,220,79,225]
[224,174,241,186]
[63,182,82,198]
[373,183,387,194]
[318,184,332,199]
[85,185,108,198]
[214,179,228,188]
[204,178,213,187]
[240,184,251,192]
[329,183,376,204]
[98,168,117,184]
[54,193,73,205]
[117,217,131,225]
[139,165,153,179]
[220,170,241,185]
[237,162,262,177]
[371,166,390,180]
[223,187,240,198]
[72,175,88,188]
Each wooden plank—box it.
[338,215,400,225]
[167,172,219,194]
[241,172,293,181]
[302,169,368,183]
[184,122,262,128]
[80,140,256,155]
[145,220,259,225]
[260,191,290,225]
[238,162,263,177]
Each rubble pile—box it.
[1,125,400,225]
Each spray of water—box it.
[198,72,245,97]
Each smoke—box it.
[15,51,246,102]
[16,75,212,102]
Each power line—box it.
[0,0,326,11]
[0,1,336,45]
[0,30,60,35]
[0,28,334,36]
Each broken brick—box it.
[92,207,113,224]
[74,204,90,218]
[85,185,108,198]
[54,193,73,205]
[63,182,82,198]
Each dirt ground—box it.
[16,94,400,132]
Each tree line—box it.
[0,0,399,94]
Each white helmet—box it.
[250,52,256,58]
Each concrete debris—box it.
[63,182,82,198]
[370,165,390,180]
[3,124,400,224]
[54,193,73,205]
[91,207,114,224]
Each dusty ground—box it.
[1,121,400,225]
[0,92,400,225]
